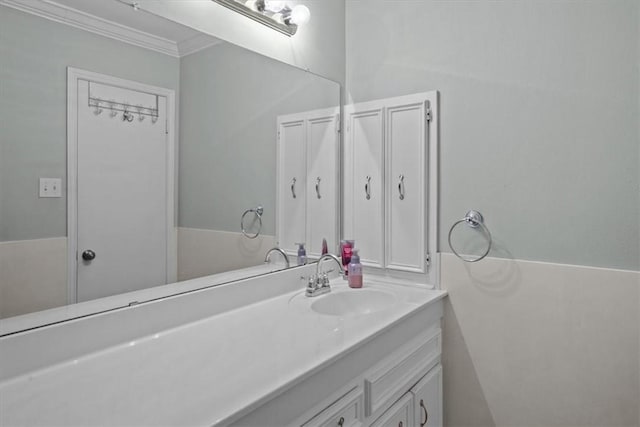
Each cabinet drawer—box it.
[365,330,440,416]
[302,387,364,427]
[369,393,412,427]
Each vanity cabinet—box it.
[295,327,442,427]
[344,92,438,274]
[277,108,340,257]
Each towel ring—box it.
[448,210,492,263]
[241,205,263,239]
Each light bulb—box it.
[265,0,285,12]
[290,4,310,25]
[272,12,285,24]
[244,0,258,11]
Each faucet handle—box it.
[320,273,330,287]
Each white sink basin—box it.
[310,289,396,316]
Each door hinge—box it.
[165,119,169,135]
[425,108,433,122]
[335,114,341,134]
[425,252,431,268]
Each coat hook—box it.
[93,101,103,115]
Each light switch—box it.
[39,178,62,198]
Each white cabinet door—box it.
[370,393,413,427]
[385,98,428,273]
[410,365,442,427]
[306,111,339,257]
[277,117,306,253]
[344,105,385,267]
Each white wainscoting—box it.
[0,238,67,318]
[177,227,276,281]
[441,253,640,427]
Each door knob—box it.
[82,249,96,261]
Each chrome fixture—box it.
[304,253,345,297]
[211,0,310,36]
[264,247,290,268]
[448,210,493,263]
[316,253,344,278]
[240,205,264,239]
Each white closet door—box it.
[277,116,306,253]
[306,110,339,257]
[385,98,427,273]
[344,105,385,267]
[76,80,168,301]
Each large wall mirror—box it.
[0,0,340,332]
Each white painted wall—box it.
[0,238,67,318]
[177,228,275,281]
[137,0,346,86]
[441,254,639,426]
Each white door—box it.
[306,110,339,257]
[410,365,442,427]
[344,105,385,267]
[277,116,306,253]
[76,80,168,301]
[386,98,427,273]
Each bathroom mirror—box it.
[0,0,339,330]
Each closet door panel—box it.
[306,112,339,257]
[345,107,384,267]
[277,117,306,253]
[386,101,426,272]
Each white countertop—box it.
[0,278,446,426]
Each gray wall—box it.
[139,0,346,86]
[346,0,639,271]
[0,6,180,242]
[178,42,339,234]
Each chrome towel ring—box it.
[241,205,263,239]
[448,210,492,263]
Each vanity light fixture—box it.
[211,0,310,36]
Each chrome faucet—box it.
[305,253,345,297]
[316,253,344,278]
[264,247,290,268]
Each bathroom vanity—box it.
[0,266,445,426]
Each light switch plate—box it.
[39,178,62,198]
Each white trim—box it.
[1,0,180,57]
[177,33,223,57]
[66,67,177,304]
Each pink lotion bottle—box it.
[348,249,363,288]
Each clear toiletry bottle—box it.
[296,243,307,266]
[348,249,363,288]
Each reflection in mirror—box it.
[0,0,339,329]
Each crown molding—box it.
[177,33,223,57]
[0,0,181,57]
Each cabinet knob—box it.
[290,177,297,199]
[315,177,322,199]
[365,175,371,200]
[420,399,429,427]
[398,174,405,200]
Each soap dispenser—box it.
[296,243,307,266]
[348,249,363,288]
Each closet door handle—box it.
[420,399,428,427]
[315,177,322,199]
[398,174,405,200]
[365,175,371,200]
[290,177,297,199]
